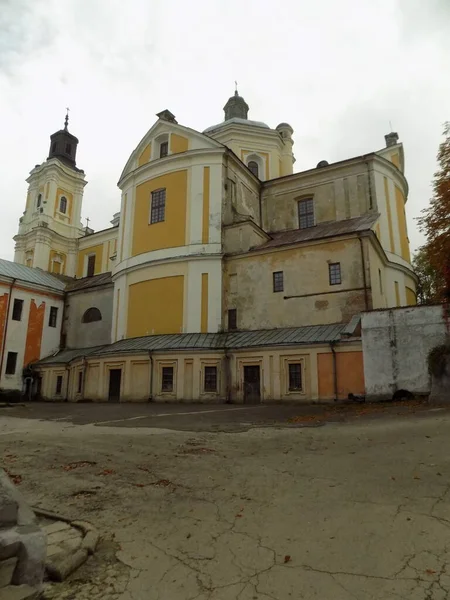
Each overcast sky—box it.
[1,0,449,260]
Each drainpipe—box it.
[80,356,87,401]
[330,342,338,402]
[365,158,374,211]
[358,236,369,311]
[148,351,153,401]
[65,365,70,403]
[0,278,16,380]
[224,350,231,404]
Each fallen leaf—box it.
[413,475,420,480]
[284,555,291,563]
[426,569,436,575]
[235,514,242,518]
[98,469,116,476]
[391,476,396,481]
[135,484,145,488]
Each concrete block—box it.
[81,530,99,555]
[0,525,46,588]
[0,472,35,527]
[0,584,39,600]
[42,521,71,536]
[46,548,88,582]
[0,489,18,527]
[0,556,18,588]
[47,528,81,546]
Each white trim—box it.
[113,243,222,279]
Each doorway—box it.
[243,365,261,404]
[108,369,122,403]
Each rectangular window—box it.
[273,271,284,293]
[77,371,83,393]
[48,306,58,328]
[56,375,63,395]
[378,268,383,294]
[329,262,342,285]
[150,189,166,224]
[204,366,217,392]
[228,308,237,331]
[298,198,315,229]
[161,366,174,392]
[59,196,67,214]
[5,352,17,375]
[288,363,302,391]
[87,254,96,277]
[12,299,23,321]
[159,141,168,158]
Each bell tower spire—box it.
[13,111,87,276]
[48,109,80,169]
[223,87,249,121]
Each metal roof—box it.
[35,346,105,365]
[203,117,270,133]
[257,214,379,251]
[0,259,66,292]
[66,272,112,292]
[34,322,360,366]
[92,323,348,356]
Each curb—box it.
[32,507,99,582]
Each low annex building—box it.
[4,91,417,402]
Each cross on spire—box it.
[235,80,238,95]
[85,216,90,229]
[64,107,70,131]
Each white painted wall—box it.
[362,305,448,400]
[0,284,63,391]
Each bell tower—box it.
[14,111,87,277]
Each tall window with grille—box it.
[204,366,217,392]
[329,262,342,285]
[48,306,58,328]
[288,363,302,391]
[59,196,67,214]
[150,189,166,224]
[161,366,174,392]
[273,271,284,293]
[248,161,259,177]
[298,198,315,229]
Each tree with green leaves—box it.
[412,246,444,304]
[418,122,450,301]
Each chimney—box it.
[385,132,399,147]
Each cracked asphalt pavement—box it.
[1,403,450,599]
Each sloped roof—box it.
[66,272,112,292]
[0,259,66,292]
[91,323,348,355]
[35,346,105,365]
[257,214,379,251]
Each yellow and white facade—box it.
[8,92,418,403]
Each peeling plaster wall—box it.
[262,161,372,233]
[65,286,113,348]
[224,237,369,329]
[361,305,448,400]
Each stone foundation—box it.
[0,470,46,598]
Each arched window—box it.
[248,161,259,177]
[59,196,67,214]
[82,307,102,323]
[36,194,42,209]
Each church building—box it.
[2,90,417,402]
